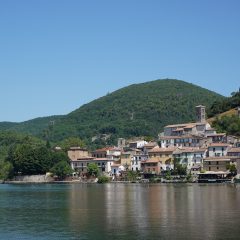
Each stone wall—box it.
[14,174,54,183]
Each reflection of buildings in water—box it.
[67,184,108,238]
[104,184,150,238]
[66,184,240,239]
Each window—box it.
[153,168,155,172]
[213,148,215,152]
[209,167,211,171]
[216,161,219,165]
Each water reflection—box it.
[1,184,240,239]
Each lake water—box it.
[1,183,240,240]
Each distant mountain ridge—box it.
[0,79,225,145]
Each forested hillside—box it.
[0,79,224,146]
[209,90,240,136]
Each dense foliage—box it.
[0,131,73,179]
[87,163,99,176]
[97,175,110,183]
[208,90,240,136]
[212,115,240,136]
[50,161,73,180]
[208,90,240,117]
[0,79,224,148]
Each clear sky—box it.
[0,0,239,122]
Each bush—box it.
[97,175,110,183]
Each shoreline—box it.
[1,180,235,185]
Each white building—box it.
[173,147,207,171]
[131,153,148,171]
[207,143,230,157]
[129,140,148,149]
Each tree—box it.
[59,137,86,152]
[227,163,237,176]
[97,175,110,183]
[51,151,70,166]
[127,170,138,181]
[87,163,99,176]
[0,161,13,180]
[50,161,72,180]
[173,157,187,175]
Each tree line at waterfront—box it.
[0,131,85,180]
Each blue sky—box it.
[0,0,239,122]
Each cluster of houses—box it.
[68,105,240,180]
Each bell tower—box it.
[196,105,206,123]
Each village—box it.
[67,105,240,183]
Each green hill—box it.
[207,90,240,136]
[0,79,224,145]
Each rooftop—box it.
[228,148,240,153]
[148,146,176,153]
[208,143,230,147]
[93,147,121,152]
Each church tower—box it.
[196,105,206,123]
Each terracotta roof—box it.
[184,124,196,129]
[173,147,206,154]
[159,135,203,140]
[93,158,110,161]
[148,146,176,153]
[204,157,231,161]
[208,143,230,147]
[206,133,226,137]
[205,128,215,131]
[182,148,206,153]
[165,123,194,128]
[111,163,121,167]
[143,142,158,148]
[173,128,184,131]
[141,159,160,163]
[228,148,240,153]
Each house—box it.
[227,147,240,157]
[159,135,205,148]
[163,122,211,137]
[68,147,89,160]
[141,159,162,175]
[148,146,176,170]
[111,163,124,176]
[206,133,226,143]
[142,142,158,154]
[203,156,235,172]
[120,151,133,170]
[131,153,148,171]
[173,147,207,171]
[70,157,113,175]
[207,143,230,157]
[129,140,148,149]
[92,147,121,161]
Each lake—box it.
[1,183,240,239]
